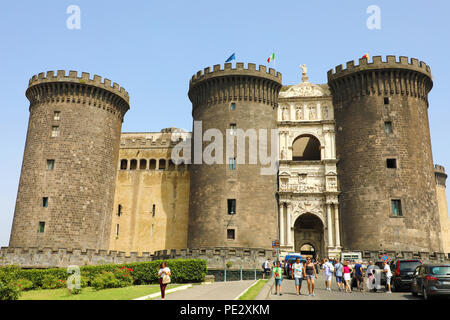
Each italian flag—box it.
[267,53,275,63]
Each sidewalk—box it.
[152,280,256,300]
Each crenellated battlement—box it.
[189,62,282,88]
[327,55,433,103]
[435,164,446,174]
[327,55,432,80]
[28,70,129,103]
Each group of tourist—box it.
[265,257,393,296]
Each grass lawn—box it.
[238,279,268,300]
[19,284,182,300]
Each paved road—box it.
[268,273,422,300]
[153,280,256,300]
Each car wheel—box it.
[422,287,429,300]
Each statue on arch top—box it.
[301,64,309,82]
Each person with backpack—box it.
[262,258,271,279]
[322,258,334,291]
[273,261,283,296]
[334,259,344,291]
[354,261,365,292]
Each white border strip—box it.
[133,284,192,300]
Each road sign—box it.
[381,254,389,262]
[272,240,280,248]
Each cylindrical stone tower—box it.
[434,165,450,254]
[187,62,282,249]
[327,56,443,253]
[9,70,130,250]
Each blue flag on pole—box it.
[225,53,235,63]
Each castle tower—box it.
[9,71,130,251]
[187,63,282,249]
[327,56,443,253]
[434,165,450,254]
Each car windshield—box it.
[399,261,421,271]
[430,266,450,275]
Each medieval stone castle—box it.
[1,55,450,268]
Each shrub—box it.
[16,279,33,291]
[0,266,22,300]
[41,275,66,290]
[5,258,206,290]
[91,271,120,290]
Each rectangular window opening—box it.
[118,204,122,217]
[231,102,236,110]
[38,221,45,233]
[227,199,236,215]
[230,123,236,135]
[229,158,236,170]
[384,121,393,134]
[227,229,235,240]
[42,197,48,208]
[384,97,390,105]
[51,126,59,137]
[387,158,397,169]
[47,159,55,170]
[53,111,60,120]
[391,199,403,217]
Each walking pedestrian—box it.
[291,257,304,296]
[305,257,318,296]
[354,261,365,292]
[322,259,334,291]
[343,261,353,293]
[334,259,344,291]
[273,261,283,296]
[383,261,392,293]
[158,261,171,299]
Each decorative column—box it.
[280,202,285,245]
[286,203,293,246]
[334,203,341,247]
[327,203,334,247]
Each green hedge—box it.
[5,259,206,289]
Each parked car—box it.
[390,259,422,292]
[411,264,450,300]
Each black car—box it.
[390,259,422,292]
[411,264,450,300]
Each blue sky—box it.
[1,0,449,246]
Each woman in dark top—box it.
[304,257,318,296]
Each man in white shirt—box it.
[383,261,392,293]
[291,258,304,295]
[262,258,272,279]
[322,259,334,291]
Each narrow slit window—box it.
[38,222,45,233]
[116,224,120,237]
[42,197,48,208]
[118,204,122,217]
[227,199,236,215]
[152,204,156,217]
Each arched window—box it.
[158,159,166,170]
[292,135,321,161]
[149,159,157,170]
[120,159,128,170]
[139,159,147,170]
[130,159,137,170]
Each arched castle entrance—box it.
[294,213,324,260]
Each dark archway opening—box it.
[292,135,321,161]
